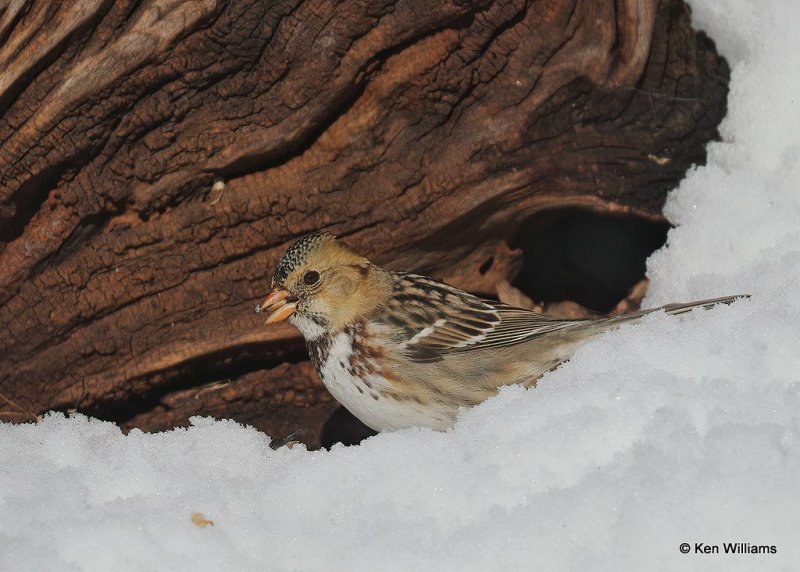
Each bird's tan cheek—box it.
[327,276,356,297]
[317,292,360,328]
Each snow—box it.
[2,1,800,570]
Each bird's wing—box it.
[380,273,589,363]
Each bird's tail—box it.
[605,294,749,326]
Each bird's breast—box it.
[307,330,453,431]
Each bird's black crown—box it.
[272,231,332,285]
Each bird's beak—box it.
[258,287,299,324]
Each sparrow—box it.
[258,232,743,432]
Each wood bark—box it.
[0,0,728,447]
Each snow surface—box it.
[2,1,800,570]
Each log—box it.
[0,0,728,448]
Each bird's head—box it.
[259,232,390,339]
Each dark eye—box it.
[303,270,320,286]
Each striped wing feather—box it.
[383,273,588,362]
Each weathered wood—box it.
[0,0,728,446]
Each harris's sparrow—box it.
[258,232,743,431]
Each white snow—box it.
[2,1,800,570]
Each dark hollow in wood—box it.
[512,209,670,313]
[0,0,729,448]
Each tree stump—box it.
[0,0,728,447]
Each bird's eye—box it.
[303,270,320,286]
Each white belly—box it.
[319,333,453,432]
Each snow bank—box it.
[2,1,799,570]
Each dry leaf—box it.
[542,300,595,319]
[609,278,649,316]
[495,280,539,311]
[191,512,214,528]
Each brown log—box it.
[0,0,728,448]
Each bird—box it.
[257,231,744,432]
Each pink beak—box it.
[258,287,299,324]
